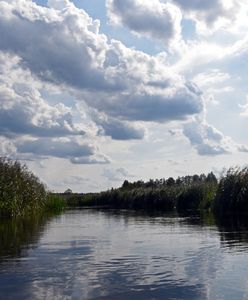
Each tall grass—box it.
[0,157,47,217]
[45,194,66,212]
[214,167,248,215]
[0,157,66,217]
[177,182,217,212]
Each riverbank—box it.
[64,168,248,216]
[2,157,248,217]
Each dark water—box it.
[1,209,248,300]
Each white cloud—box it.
[0,53,83,138]
[16,137,110,164]
[106,0,182,49]
[0,52,108,164]
[193,70,231,89]
[0,0,203,126]
[183,118,232,156]
[183,116,248,156]
[172,0,242,35]
[91,109,145,140]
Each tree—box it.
[166,177,175,186]
[206,172,217,183]
[122,180,130,189]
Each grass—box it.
[45,194,66,212]
[0,157,66,217]
[0,157,47,217]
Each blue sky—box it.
[0,0,248,192]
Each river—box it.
[1,209,248,299]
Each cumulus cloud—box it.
[107,0,245,40]
[0,0,214,166]
[182,117,248,156]
[0,0,203,125]
[0,52,108,164]
[0,0,125,92]
[172,0,240,34]
[16,138,93,158]
[80,39,203,123]
[0,53,83,138]
[106,0,182,48]
[104,89,201,122]
[183,118,232,156]
[92,111,145,140]
[15,137,110,164]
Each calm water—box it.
[1,209,248,299]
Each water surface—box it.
[1,209,248,299]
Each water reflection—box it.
[216,215,248,251]
[0,214,51,260]
[1,209,248,299]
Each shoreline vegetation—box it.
[0,157,66,217]
[63,168,248,216]
[1,157,248,218]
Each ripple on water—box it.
[1,210,248,299]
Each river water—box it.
[1,209,248,299]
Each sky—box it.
[1,0,248,192]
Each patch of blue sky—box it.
[40,90,75,107]
[181,19,197,41]
[33,0,47,7]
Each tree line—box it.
[67,168,248,215]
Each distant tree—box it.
[64,188,72,194]
[146,179,155,188]
[199,174,207,182]
[166,177,175,186]
[175,177,182,185]
[122,180,130,189]
[206,172,217,183]
[192,174,200,182]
